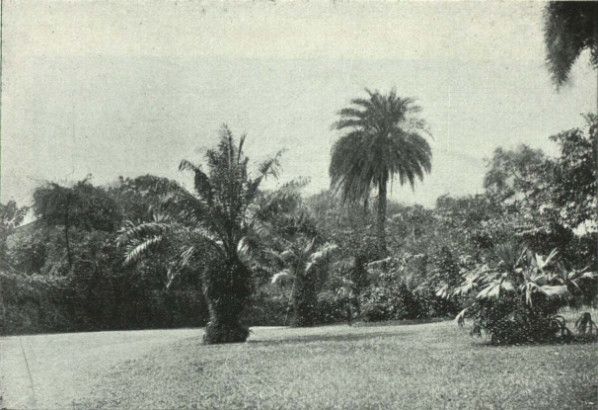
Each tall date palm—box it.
[329,89,432,254]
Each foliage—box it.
[270,238,338,326]
[250,182,339,327]
[7,223,48,274]
[549,114,597,231]
[34,177,122,232]
[543,1,598,87]
[108,175,192,225]
[33,177,121,268]
[359,257,420,322]
[0,200,28,271]
[484,145,556,225]
[119,125,280,344]
[0,268,209,335]
[307,190,378,305]
[0,271,71,334]
[449,244,598,344]
[330,88,432,253]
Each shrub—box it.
[0,272,72,334]
[316,290,353,324]
[360,282,419,322]
[450,244,598,344]
[412,288,461,319]
[243,292,289,326]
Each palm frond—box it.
[179,159,214,203]
[123,235,164,266]
[271,269,294,285]
[305,243,338,273]
[543,2,598,87]
[117,222,173,246]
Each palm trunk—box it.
[202,258,251,344]
[376,177,388,255]
[292,271,317,327]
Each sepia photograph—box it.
[0,1,596,408]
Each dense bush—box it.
[356,257,458,322]
[0,272,71,334]
[360,282,418,322]
[0,270,209,335]
[450,244,597,344]
[412,289,462,319]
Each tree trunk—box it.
[64,200,73,269]
[595,67,597,260]
[594,19,598,260]
[376,177,388,255]
[202,258,251,344]
[292,271,317,327]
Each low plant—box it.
[447,243,597,344]
[359,257,420,322]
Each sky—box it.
[1,1,595,212]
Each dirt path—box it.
[0,328,201,409]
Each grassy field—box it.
[2,318,596,409]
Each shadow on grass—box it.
[353,317,448,327]
[469,333,598,348]
[248,331,404,347]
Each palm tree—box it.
[270,238,338,327]
[543,1,598,107]
[330,89,432,254]
[265,201,338,327]
[119,125,280,344]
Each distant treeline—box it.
[1,115,596,336]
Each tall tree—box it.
[544,3,598,251]
[329,89,432,254]
[119,125,280,344]
[33,178,121,269]
[33,183,75,267]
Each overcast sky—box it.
[1,1,595,210]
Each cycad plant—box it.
[118,125,280,344]
[330,89,432,254]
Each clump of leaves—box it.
[359,257,421,322]
[447,243,597,344]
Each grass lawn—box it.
[64,319,597,409]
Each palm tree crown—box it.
[329,88,432,253]
[543,1,598,88]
